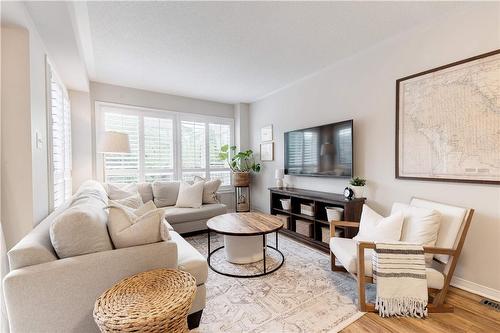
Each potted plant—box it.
[349,176,366,198]
[218,145,261,186]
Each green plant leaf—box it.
[220,144,229,152]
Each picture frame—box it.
[260,142,274,161]
[396,49,500,184]
[261,125,273,142]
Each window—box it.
[47,63,72,210]
[96,102,233,189]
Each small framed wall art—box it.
[260,142,274,161]
[260,125,273,142]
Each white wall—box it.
[1,27,35,250]
[69,90,93,190]
[249,4,500,297]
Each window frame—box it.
[95,101,234,190]
[46,59,72,211]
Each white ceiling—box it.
[24,1,469,103]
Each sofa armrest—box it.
[3,241,177,333]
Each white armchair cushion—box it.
[410,198,467,264]
[353,204,404,242]
[330,237,444,289]
[391,202,441,264]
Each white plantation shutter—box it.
[97,103,233,188]
[104,113,140,183]
[144,117,174,182]
[208,123,231,185]
[48,65,72,210]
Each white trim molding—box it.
[451,276,500,302]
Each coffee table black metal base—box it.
[207,231,285,278]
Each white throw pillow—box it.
[106,183,138,200]
[353,204,404,242]
[107,201,170,249]
[50,204,113,259]
[175,181,204,208]
[152,181,181,207]
[111,193,143,209]
[391,202,441,264]
[194,176,221,204]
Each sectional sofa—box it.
[3,180,226,332]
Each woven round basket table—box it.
[93,269,197,333]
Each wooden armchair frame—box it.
[330,208,474,313]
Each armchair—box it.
[329,198,474,313]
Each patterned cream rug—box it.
[187,233,369,333]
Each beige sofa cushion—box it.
[50,182,112,259]
[152,181,181,207]
[170,231,208,285]
[112,193,143,209]
[107,201,170,248]
[330,237,444,289]
[164,204,227,224]
[175,181,204,208]
[194,176,221,204]
[106,183,138,200]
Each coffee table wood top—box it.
[207,213,283,236]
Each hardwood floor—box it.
[342,287,500,332]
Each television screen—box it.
[284,120,353,178]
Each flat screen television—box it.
[284,120,353,178]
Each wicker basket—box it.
[276,214,289,229]
[93,269,196,333]
[233,172,250,186]
[296,219,313,237]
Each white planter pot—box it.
[351,185,365,198]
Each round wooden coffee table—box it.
[206,212,284,278]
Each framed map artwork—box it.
[396,49,500,184]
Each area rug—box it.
[186,233,370,333]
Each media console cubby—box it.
[269,187,365,252]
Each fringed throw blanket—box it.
[372,243,428,318]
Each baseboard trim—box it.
[451,276,500,302]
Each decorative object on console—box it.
[343,187,354,200]
[349,176,366,198]
[98,131,130,182]
[396,49,500,184]
[218,144,261,212]
[275,168,284,188]
[260,142,274,161]
[260,124,273,142]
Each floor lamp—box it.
[98,131,130,182]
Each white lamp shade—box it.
[98,131,130,153]
[275,168,284,179]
